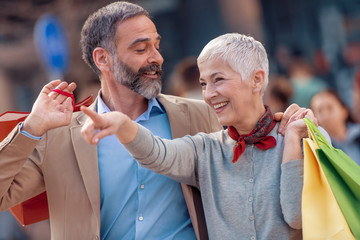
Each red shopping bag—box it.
[0,94,93,226]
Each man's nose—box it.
[148,47,164,65]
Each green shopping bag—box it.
[303,118,360,238]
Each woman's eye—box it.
[200,82,206,87]
[136,49,145,53]
[215,77,224,82]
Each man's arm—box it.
[0,80,76,210]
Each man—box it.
[0,2,300,239]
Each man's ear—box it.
[252,69,265,94]
[93,47,112,73]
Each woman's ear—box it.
[252,69,265,94]
[93,47,112,73]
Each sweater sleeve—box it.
[280,159,303,229]
[124,124,201,187]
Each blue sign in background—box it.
[34,14,70,80]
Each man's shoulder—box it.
[157,94,209,109]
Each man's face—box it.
[113,53,162,99]
[112,15,164,99]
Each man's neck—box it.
[101,81,149,120]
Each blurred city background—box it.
[0,0,360,239]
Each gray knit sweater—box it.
[124,123,303,240]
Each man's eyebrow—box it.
[129,34,162,48]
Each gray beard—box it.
[113,57,162,99]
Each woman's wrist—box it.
[283,130,303,163]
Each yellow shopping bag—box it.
[302,125,355,239]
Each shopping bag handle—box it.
[303,117,333,149]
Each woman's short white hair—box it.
[197,33,269,95]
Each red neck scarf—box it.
[227,105,276,163]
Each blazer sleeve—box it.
[0,124,46,211]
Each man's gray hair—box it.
[80,1,149,76]
[197,33,269,95]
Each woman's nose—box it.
[203,83,217,100]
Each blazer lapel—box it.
[157,95,208,239]
[157,94,191,138]
[70,101,100,227]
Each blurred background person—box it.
[311,89,360,165]
[352,66,360,123]
[287,50,328,108]
[264,74,293,113]
[165,56,202,100]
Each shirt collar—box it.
[97,91,164,121]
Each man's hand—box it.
[22,80,76,137]
[274,103,318,135]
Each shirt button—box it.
[251,236,256,240]
[140,184,145,189]
[248,197,253,202]
[249,215,254,221]
[139,216,144,221]
[249,178,254,183]
[95,236,99,240]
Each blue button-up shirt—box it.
[97,95,196,240]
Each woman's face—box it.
[198,58,254,127]
[311,92,348,130]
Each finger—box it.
[63,97,74,112]
[48,82,76,104]
[303,109,318,126]
[81,122,96,144]
[67,82,77,93]
[273,112,283,122]
[277,103,300,134]
[288,107,307,122]
[53,82,77,105]
[48,82,70,101]
[81,106,104,128]
[41,80,62,95]
[91,128,115,144]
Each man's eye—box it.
[215,77,224,82]
[136,49,145,53]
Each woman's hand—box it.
[285,108,317,140]
[282,108,317,163]
[81,107,138,145]
[275,104,318,135]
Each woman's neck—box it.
[233,102,266,135]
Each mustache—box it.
[138,64,163,77]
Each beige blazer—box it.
[0,94,222,240]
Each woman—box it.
[81,33,315,239]
[311,89,360,165]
